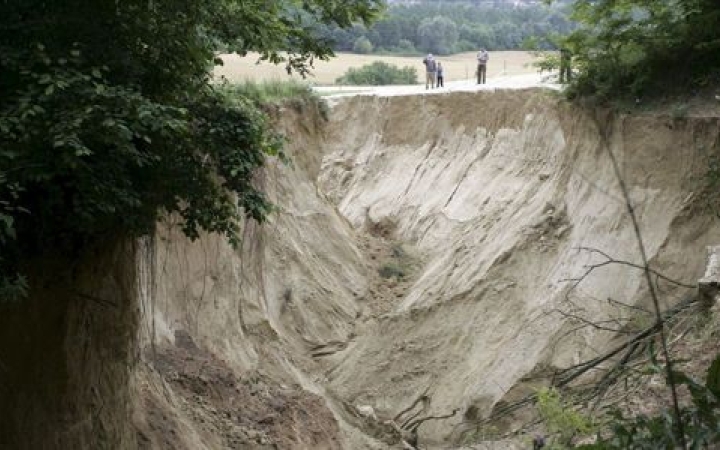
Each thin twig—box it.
[394,388,431,425]
[405,408,459,433]
[606,296,651,314]
[574,246,696,289]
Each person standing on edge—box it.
[476,48,489,84]
[436,62,444,88]
[422,53,437,89]
[559,47,572,84]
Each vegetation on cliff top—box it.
[0,0,382,298]
[555,0,720,99]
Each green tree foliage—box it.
[353,36,374,54]
[536,387,595,449]
[0,0,382,299]
[396,39,417,54]
[579,355,720,449]
[559,0,720,98]
[459,24,498,50]
[335,61,418,85]
[417,16,459,55]
[220,79,319,107]
[317,2,573,54]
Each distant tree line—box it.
[316,2,574,55]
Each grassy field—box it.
[214,51,539,86]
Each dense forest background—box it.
[315,1,574,55]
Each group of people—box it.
[420,54,445,89]
[421,48,490,89]
[422,47,573,87]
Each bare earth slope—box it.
[7,71,720,449]
[125,84,720,449]
[316,91,720,446]
[131,88,720,449]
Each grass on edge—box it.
[219,78,316,105]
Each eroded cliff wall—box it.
[3,90,720,449]
[317,91,720,444]
[135,90,720,448]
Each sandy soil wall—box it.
[133,89,720,448]
[318,91,720,445]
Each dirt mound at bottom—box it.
[135,330,341,450]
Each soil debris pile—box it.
[135,331,340,450]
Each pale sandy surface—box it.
[214,51,540,86]
[316,72,562,102]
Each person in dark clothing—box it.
[436,62,444,87]
[559,48,572,84]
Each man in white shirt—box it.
[477,48,489,84]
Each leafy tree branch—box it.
[0,0,382,299]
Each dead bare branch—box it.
[405,408,459,433]
[394,388,431,426]
[573,246,696,289]
[550,307,634,334]
[470,296,699,431]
